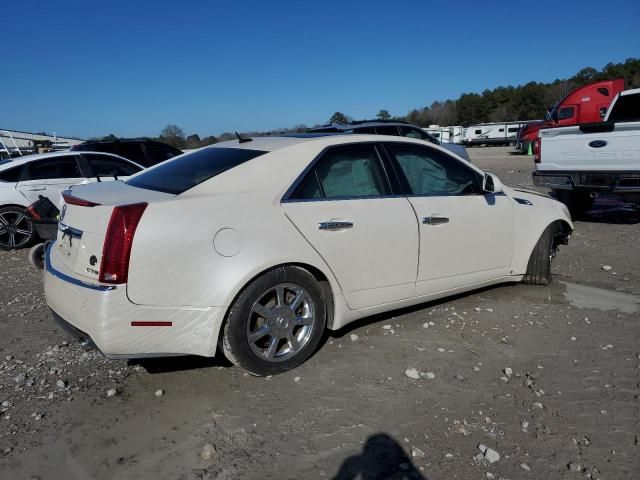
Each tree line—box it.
[97,58,640,149]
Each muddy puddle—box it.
[506,280,640,314]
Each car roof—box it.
[206,134,473,165]
[78,137,162,144]
[309,120,413,131]
[0,150,142,170]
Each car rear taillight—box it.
[62,190,101,207]
[99,203,147,284]
[533,137,541,164]
[25,204,42,220]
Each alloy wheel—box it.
[0,209,33,249]
[246,283,316,362]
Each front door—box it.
[282,143,419,310]
[383,142,515,296]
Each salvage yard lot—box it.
[1,147,639,479]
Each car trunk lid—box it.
[53,181,173,282]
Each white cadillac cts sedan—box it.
[45,135,572,375]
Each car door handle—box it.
[24,187,46,191]
[318,221,354,231]
[423,216,449,225]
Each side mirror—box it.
[483,173,503,194]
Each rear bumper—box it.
[44,244,225,358]
[532,170,640,192]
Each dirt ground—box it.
[1,146,638,480]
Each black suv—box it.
[72,138,182,167]
[308,120,470,161]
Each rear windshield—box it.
[608,94,640,122]
[126,147,267,195]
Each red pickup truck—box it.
[516,78,625,153]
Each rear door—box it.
[282,143,419,310]
[383,142,515,295]
[43,155,89,202]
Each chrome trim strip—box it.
[45,243,116,292]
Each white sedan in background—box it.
[45,135,572,375]
[0,151,143,250]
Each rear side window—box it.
[144,142,182,166]
[27,156,81,180]
[398,126,429,140]
[84,154,141,177]
[0,165,22,182]
[289,144,390,200]
[126,147,267,195]
[116,143,146,164]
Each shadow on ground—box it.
[332,433,427,480]
[580,194,640,225]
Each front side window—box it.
[386,143,481,196]
[557,106,575,120]
[126,147,266,195]
[290,144,390,200]
[27,156,81,180]
[85,154,142,177]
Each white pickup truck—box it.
[532,87,640,216]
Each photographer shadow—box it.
[332,433,427,480]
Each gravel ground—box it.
[1,146,638,479]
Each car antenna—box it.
[235,131,253,144]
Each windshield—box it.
[126,147,267,195]
[544,102,560,121]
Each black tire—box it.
[222,266,327,376]
[0,206,38,251]
[522,224,556,285]
[552,190,593,219]
[28,243,46,270]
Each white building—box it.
[0,128,84,157]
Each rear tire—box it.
[522,224,557,285]
[222,266,327,376]
[0,206,37,251]
[29,243,46,270]
[552,190,593,218]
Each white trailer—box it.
[423,125,465,144]
[461,121,530,146]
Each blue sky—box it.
[3,0,639,139]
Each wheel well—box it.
[552,219,573,247]
[0,204,28,211]
[219,263,336,345]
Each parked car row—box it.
[0,138,183,250]
[532,86,640,216]
[42,133,573,375]
[308,120,471,161]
